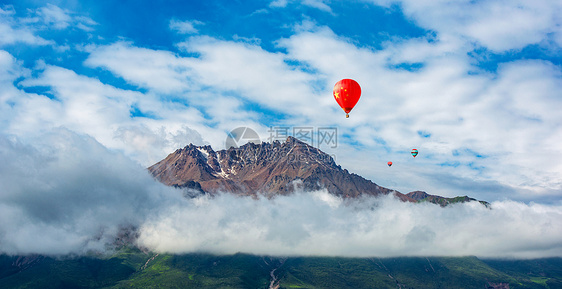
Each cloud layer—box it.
[0,129,180,255]
[1,130,560,258]
[138,191,562,259]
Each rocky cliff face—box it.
[148,136,414,201]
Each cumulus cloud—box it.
[0,51,32,131]
[0,128,181,255]
[85,38,330,123]
[5,61,214,166]
[369,0,562,52]
[14,64,140,143]
[138,190,562,258]
[176,36,322,116]
[2,46,258,167]
[85,42,195,94]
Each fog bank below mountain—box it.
[138,191,562,258]
[1,129,561,258]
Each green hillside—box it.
[1,249,561,289]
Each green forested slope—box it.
[1,249,561,289]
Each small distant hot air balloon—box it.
[411,149,418,158]
[387,161,392,167]
[333,79,361,118]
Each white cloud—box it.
[113,124,211,165]
[32,3,97,31]
[36,4,73,29]
[7,62,210,166]
[0,50,26,88]
[269,0,289,8]
[0,129,181,255]
[0,6,53,46]
[169,19,204,34]
[85,38,330,124]
[85,42,195,94]
[138,191,562,258]
[0,4,96,47]
[368,0,562,52]
[177,36,322,116]
[269,0,332,12]
[74,15,98,32]
[3,43,271,167]
[0,50,31,127]
[302,0,332,13]
[15,64,138,138]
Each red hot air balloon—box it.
[411,149,418,158]
[333,79,361,118]
[387,161,392,167]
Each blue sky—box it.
[2,0,562,258]
[2,0,562,204]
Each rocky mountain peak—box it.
[148,137,490,206]
[148,137,412,200]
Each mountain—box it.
[148,137,491,205]
[148,136,415,201]
[407,191,491,207]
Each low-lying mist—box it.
[139,190,562,258]
[1,129,561,258]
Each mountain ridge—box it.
[149,136,487,206]
[149,136,414,201]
